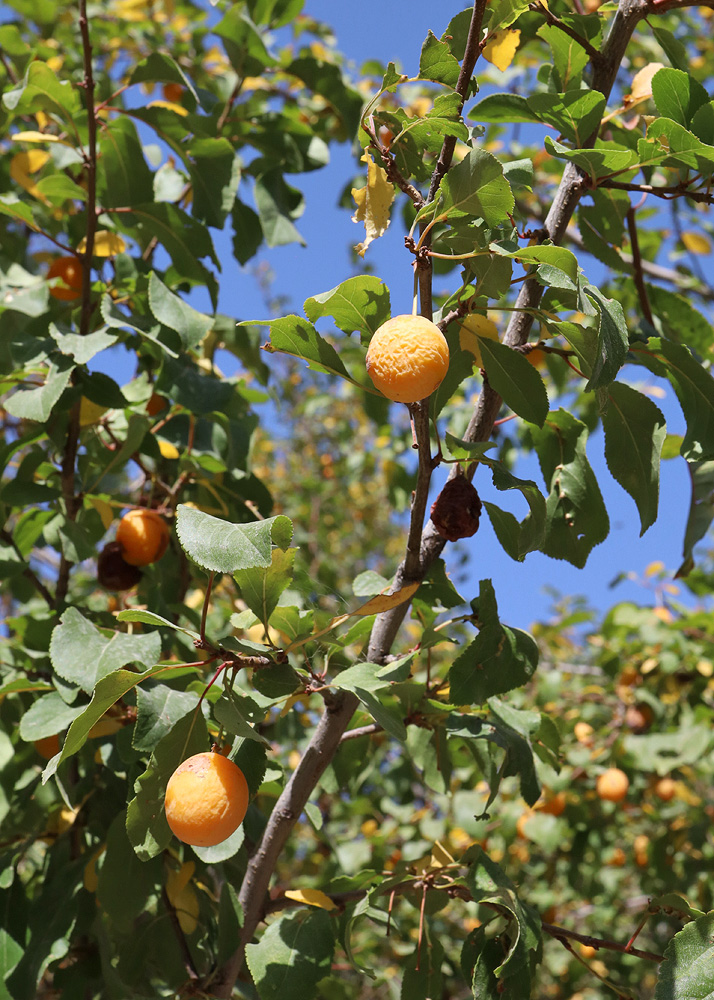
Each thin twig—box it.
[626,205,654,325]
[597,179,714,204]
[529,2,603,64]
[542,922,663,963]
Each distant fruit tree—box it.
[1,1,714,998]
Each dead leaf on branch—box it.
[351,152,394,257]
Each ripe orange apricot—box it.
[146,392,168,417]
[574,721,594,745]
[115,508,170,567]
[537,790,567,816]
[654,777,676,801]
[164,751,249,847]
[365,314,449,403]
[34,733,61,760]
[162,81,184,103]
[48,257,83,301]
[596,767,629,803]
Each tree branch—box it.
[626,205,654,325]
[597,178,714,203]
[529,1,603,64]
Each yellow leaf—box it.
[147,99,189,117]
[12,131,62,143]
[681,231,711,255]
[351,153,394,257]
[10,150,51,202]
[412,840,456,875]
[459,314,499,368]
[157,439,180,459]
[77,230,127,257]
[644,560,664,577]
[627,62,665,104]
[86,495,114,530]
[166,861,200,934]
[482,29,521,73]
[83,845,106,892]
[284,888,337,911]
[79,396,108,426]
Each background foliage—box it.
[1,0,714,998]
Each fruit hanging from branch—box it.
[366,314,449,403]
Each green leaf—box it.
[465,846,542,978]
[133,685,201,753]
[602,382,666,535]
[3,60,80,121]
[491,242,578,285]
[129,51,201,107]
[148,272,213,351]
[116,203,219,301]
[468,93,541,125]
[50,326,118,366]
[654,912,714,1000]
[115,608,200,640]
[4,359,74,422]
[97,117,154,209]
[246,908,335,1000]
[175,504,293,574]
[126,709,209,861]
[234,547,297,628]
[487,0,531,30]
[691,100,714,145]
[214,7,278,78]
[419,30,460,87]
[97,815,163,929]
[646,285,714,359]
[448,580,538,705]
[232,199,263,265]
[304,276,391,341]
[214,689,270,746]
[189,136,239,228]
[635,338,714,461]
[582,284,629,391]
[264,314,363,387]
[651,67,709,128]
[437,148,514,227]
[645,118,714,175]
[677,460,714,576]
[545,137,638,182]
[652,25,689,72]
[18,692,84,742]
[49,607,161,694]
[527,91,606,146]
[254,170,305,247]
[42,665,170,782]
[401,940,444,1000]
[478,338,549,427]
[531,409,609,568]
[537,18,600,91]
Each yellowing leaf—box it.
[166,861,199,934]
[10,150,51,202]
[147,99,189,117]
[86,495,114,530]
[77,231,127,257]
[412,840,456,875]
[681,231,711,255]
[83,845,106,892]
[157,439,180,459]
[351,153,394,257]
[79,397,108,427]
[12,131,62,144]
[482,29,521,73]
[459,314,500,368]
[628,62,665,104]
[284,888,337,911]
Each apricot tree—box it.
[1,1,714,999]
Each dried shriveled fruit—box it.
[430,476,482,541]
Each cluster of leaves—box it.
[1,1,714,999]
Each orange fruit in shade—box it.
[574,721,594,745]
[34,733,61,760]
[115,508,170,567]
[537,790,567,816]
[596,767,629,803]
[47,257,83,301]
[146,392,168,417]
[162,82,184,103]
[654,777,676,801]
[365,314,449,403]
[164,751,249,847]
